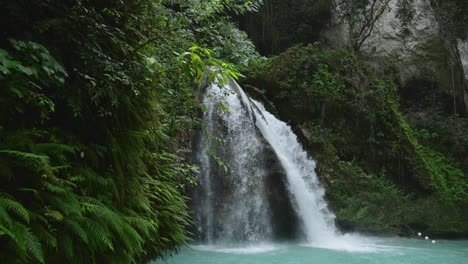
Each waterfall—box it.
[251,100,342,246]
[195,80,361,249]
[195,81,272,242]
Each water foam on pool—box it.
[191,243,282,254]
[301,234,397,253]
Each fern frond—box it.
[17,188,40,197]
[62,234,74,258]
[124,216,155,237]
[47,192,82,217]
[65,219,89,244]
[102,210,142,251]
[9,221,28,254]
[0,150,50,171]
[119,221,143,251]
[0,193,30,223]
[81,218,114,251]
[0,223,15,239]
[33,224,57,249]
[43,182,68,194]
[77,168,119,197]
[25,229,44,263]
[31,143,75,155]
[0,204,13,224]
[44,209,64,222]
[51,165,72,172]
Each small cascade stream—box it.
[252,100,340,245]
[194,80,364,250]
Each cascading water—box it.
[195,80,365,250]
[252,100,347,248]
[194,81,272,243]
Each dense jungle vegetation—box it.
[244,44,468,236]
[1,0,467,263]
[241,0,468,237]
[0,0,260,263]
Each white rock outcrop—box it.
[330,0,467,111]
[457,39,468,112]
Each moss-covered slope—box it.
[242,44,468,237]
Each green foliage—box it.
[322,160,412,234]
[209,149,229,173]
[243,43,468,236]
[0,132,152,263]
[388,101,468,203]
[405,106,468,179]
[179,45,242,86]
[237,0,333,54]
[0,40,67,122]
[0,0,259,262]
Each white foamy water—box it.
[191,243,282,254]
[252,100,336,239]
[252,99,371,251]
[194,81,272,242]
[302,234,394,253]
[155,80,468,263]
[195,80,375,252]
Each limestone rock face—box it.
[331,0,467,113]
[457,39,468,113]
[361,0,440,80]
[362,0,438,53]
[459,40,468,81]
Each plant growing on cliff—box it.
[243,43,468,235]
[334,0,441,50]
[334,0,392,50]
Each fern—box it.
[65,219,89,243]
[81,218,114,251]
[0,204,13,224]
[24,229,44,263]
[33,224,57,249]
[124,215,155,237]
[0,223,15,239]
[0,193,30,223]
[0,150,50,172]
[43,182,68,194]
[0,0,230,261]
[9,222,28,255]
[62,234,74,258]
[31,143,75,155]
[44,209,64,222]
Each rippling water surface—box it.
[151,237,468,264]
